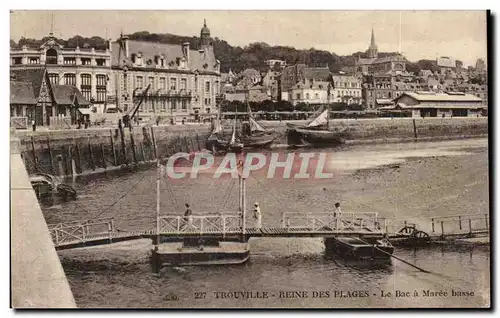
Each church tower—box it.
[367,27,378,59]
[200,19,211,49]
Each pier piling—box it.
[47,137,54,175]
[151,127,158,159]
[110,130,117,166]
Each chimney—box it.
[182,42,190,63]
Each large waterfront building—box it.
[362,73,422,109]
[279,64,331,102]
[10,33,112,113]
[288,79,331,106]
[109,20,221,122]
[390,91,484,118]
[330,75,363,105]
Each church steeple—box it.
[367,26,378,59]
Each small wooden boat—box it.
[239,105,278,149]
[29,173,77,200]
[287,108,346,147]
[324,236,394,260]
[30,174,54,198]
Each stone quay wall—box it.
[16,117,488,177]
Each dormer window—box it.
[46,48,58,65]
[147,59,153,66]
[203,63,208,69]
[169,60,175,67]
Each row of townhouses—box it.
[222,28,487,112]
[10,24,488,126]
[10,20,221,126]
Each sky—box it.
[9,10,488,67]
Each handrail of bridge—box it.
[431,214,489,235]
[47,217,115,230]
[281,212,385,234]
[158,214,242,234]
[49,218,116,246]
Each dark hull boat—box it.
[153,239,250,267]
[240,134,278,149]
[324,236,394,260]
[287,109,346,147]
[287,126,344,147]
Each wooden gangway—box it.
[48,212,489,250]
[49,212,386,250]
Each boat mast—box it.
[155,158,160,251]
[327,83,331,130]
[241,173,246,241]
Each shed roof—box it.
[396,92,482,103]
[10,81,37,105]
[52,85,91,106]
[10,68,46,99]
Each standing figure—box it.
[182,203,193,230]
[334,202,342,218]
[253,202,262,229]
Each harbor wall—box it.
[257,117,489,144]
[16,117,488,177]
[10,129,77,308]
[17,124,212,177]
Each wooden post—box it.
[412,119,418,139]
[129,126,138,164]
[195,134,201,151]
[469,219,472,235]
[30,136,37,167]
[110,130,117,166]
[119,120,127,164]
[140,142,146,162]
[67,146,74,176]
[440,221,444,239]
[61,146,69,175]
[47,137,55,175]
[151,127,158,160]
[458,216,462,230]
[485,214,489,231]
[177,136,182,153]
[183,136,190,153]
[75,141,82,174]
[431,218,435,232]
[100,143,107,169]
[88,138,95,171]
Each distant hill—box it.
[11,31,441,75]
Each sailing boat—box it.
[237,103,278,149]
[206,101,230,153]
[228,115,244,152]
[286,106,345,147]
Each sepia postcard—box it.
[9,10,490,309]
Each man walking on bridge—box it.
[181,203,193,230]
